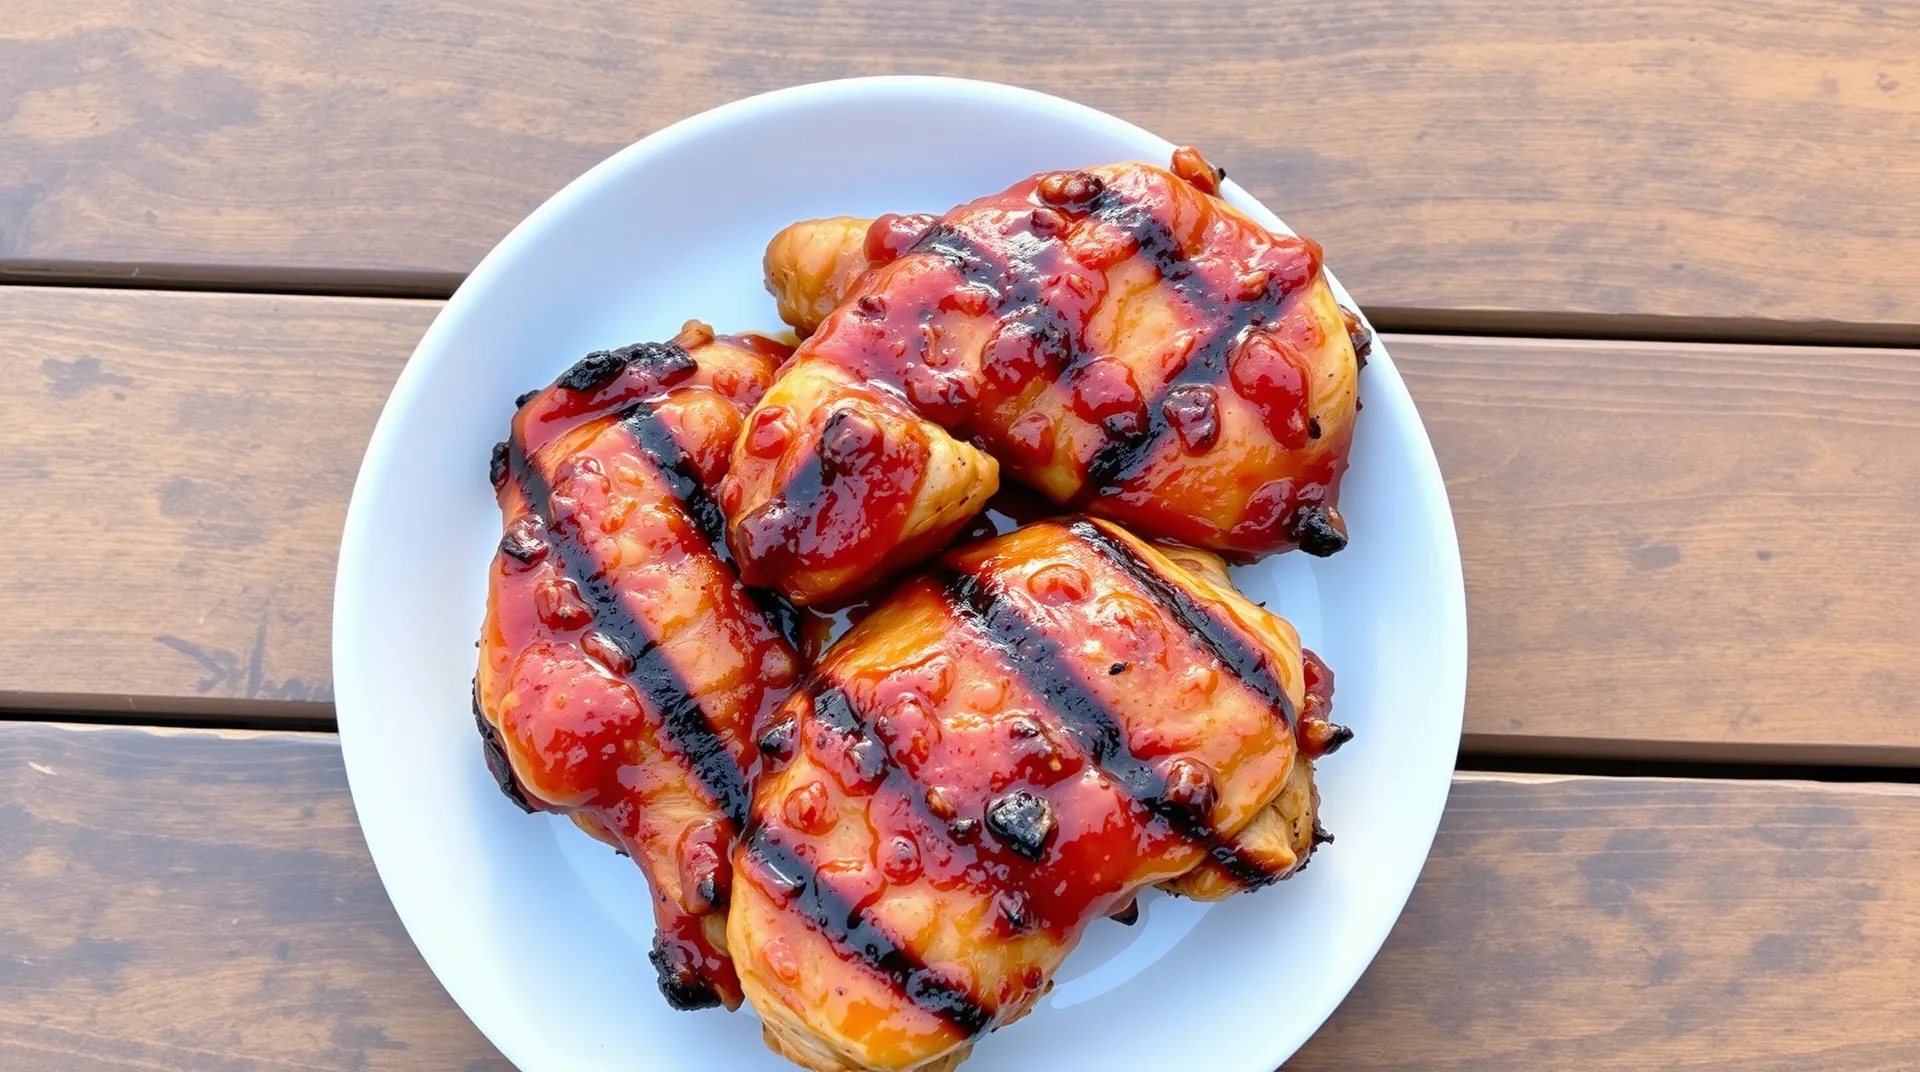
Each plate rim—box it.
[333,73,1468,1072]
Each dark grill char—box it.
[502,412,752,827]
[934,563,1281,889]
[741,827,994,1036]
[1067,519,1296,728]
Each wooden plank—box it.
[1409,335,1920,765]
[1288,772,1920,1070]
[5,287,1919,760]
[3,1,1918,334]
[0,722,506,1070]
[3,723,1917,1068]
[0,287,432,716]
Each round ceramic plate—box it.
[334,76,1466,1072]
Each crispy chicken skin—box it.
[728,517,1325,1072]
[1145,546,1339,899]
[723,360,1001,607]
[766,215,875,338]
[475,322,803,1011]
[725,148,1366,605]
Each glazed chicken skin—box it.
[475,321,803,1011]
[1149,546,1342,899]
[728,517,1340,1072]
[725,148,1368,605]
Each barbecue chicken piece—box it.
[728,517,1334,1072]
[725,148,1367,604]
[475,321,803,1012]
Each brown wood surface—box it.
[6,287,1918,760]
[1425,334,1920,765]
[3,1,1918,335]
[1289,772,1920,1070]
[0,287,432,716]
[1,721,1915,1070]
[0,722,506,1070]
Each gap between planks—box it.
[6,707,1920,787]
[5,266,1919,351]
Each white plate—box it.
[334,76,1466,1072]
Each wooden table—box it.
[5,2,1919,1068]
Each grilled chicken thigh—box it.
[475,322,802,1011]
[729,517,1328,1072]
[725,149,1366,605]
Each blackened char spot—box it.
[1068,519,1296,728]
[498,518,546,563]
[1319,723,1355,756]
[472,678,536,813]
[933,561,1275,888]
[559,350,627,392]
[648,937,723,1010]
[1109,899,1140,926]
[1287,504,1348,557]
[757,716,798,764]
[507,432,751,827]
[560,340,696,394]
[489,441,510,489]
[986,789,1056,860]
[744,828,993,1036]
[809,685,890,786]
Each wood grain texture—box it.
[0,287,433,715]
[5,287,1919,760]
[1287,773,1920,1070]
[0,723,507,1070]
[4,723,1917,1069]
[1400,335,1920,764]
[3,1,1918,332]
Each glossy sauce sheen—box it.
[475,325,799,1011]
[729,149,1362,604]
[728,518,1308,1071]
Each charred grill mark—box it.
[737,444,829,582]
[618,400,801,646]
[933,563,1276,888]
[742,826,994,1037]
[506,432,751,828]
[1068,520,1296,729]
[1081,306,1276,492]
[621,400,727,545]
[910,222,1050,308]
[1079,190,1314,493]
[913,181,1312,498]
[748,674,1052,1032]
